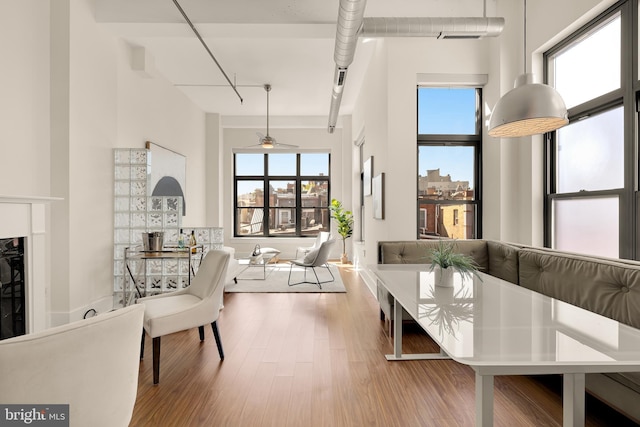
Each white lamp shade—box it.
[489,73,568,138]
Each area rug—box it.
[225,263,346,293]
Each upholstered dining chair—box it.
[295,231,330,259]
[138,249,229,384]
[288,239,336,289]
[0,304,145,427]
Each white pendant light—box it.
[488,0,568,138]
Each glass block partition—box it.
[113,148,223,306]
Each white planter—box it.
[434,266,454,288]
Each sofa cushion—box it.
[379,241,431,264]
[378,240,490,272]
[487,240,519,284]
[518,248,640,329]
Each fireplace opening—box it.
[0,237,25,340]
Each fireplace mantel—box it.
[0,195,61,333]
[0,195,62,203]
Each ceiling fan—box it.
[252,84,297,149]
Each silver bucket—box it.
[142,232,164,251]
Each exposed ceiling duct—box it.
[361,17,505,39]
[327,1,505,133]
[328,0,368,134]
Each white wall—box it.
[48,0,207,324]
[0,1,50,197]
[352,37,492,293]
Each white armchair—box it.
[295,231,330,259]
[288,239,336,289]
[0,304,144,427]
[138,249,229,384]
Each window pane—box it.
[301,180,329,207]
[418,88,477,135]
[269,208,296,235]
[553,197,619,258]
[268,153,296,176]
[556,107,623,193]
[236,208,264,235]
[236,180,264,207]
[418,202,476,239]
[235,153,264,176]
[301,208,329,234]
[418,146,475,201]
[301,153,329,176]
[553,15,620,109]
[269,180,296,207]
[234,152,331,237]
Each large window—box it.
[234,152,330,237]
[417,87,482,239]
[545,5,632,259]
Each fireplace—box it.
[0,237,25,339]
[0,195,59,334]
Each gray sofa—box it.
[377,239,640,423]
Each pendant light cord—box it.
[266,86,270,137]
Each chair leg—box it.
[211,321,224,360]
[152,336,161,385]
[287,263,294,285]
[140,329,146,360]
[198,325,205,341]
[289,265,335,289]
[311,267,322,290]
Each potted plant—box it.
[329,198,354,264]
[429,240,481,287]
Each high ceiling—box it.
[94,0,495,119]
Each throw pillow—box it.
[259,247,281,255]
[303,247,320,264]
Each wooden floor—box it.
[131,264,639,426]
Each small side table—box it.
[123,245,204,306]
[236,252,278,280]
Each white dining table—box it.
[369,264,640,427]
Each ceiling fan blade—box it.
[274,142,299,148]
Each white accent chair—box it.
[0,304,145,427]
[138,249,229,384]
[288,239,336,289]
[295,231,330,260]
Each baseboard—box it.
[49,295,116,327]
[358,267,377,298]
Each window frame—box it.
[543,1,637,259]
[417,86,483,240]
[233,152,331,237]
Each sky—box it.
[417,87,477,186]
[418,146,474,186]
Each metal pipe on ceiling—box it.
[328,0,368,134]
[172,0,243,104]
[327,1,505,133]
